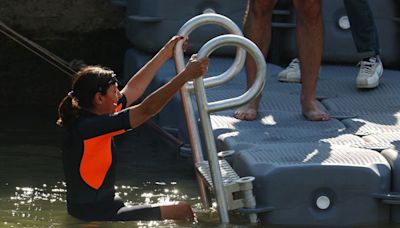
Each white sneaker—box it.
[278,58,301,83]
[356,56,383,89]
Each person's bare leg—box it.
[293,0,329,121]
[159,201,194,220]
[234,0,277,121]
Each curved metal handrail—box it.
[175,13,246,91]
[173,13,248,221]
[174,13,266,224]
[193,34,266,224]
[196,34,266,113]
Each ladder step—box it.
[196,160,240,188]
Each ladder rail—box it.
[194,34,266,224]
[174,13,266,224]
[196,35,266,113]
[174,13,245,221]
[175,14,246,91]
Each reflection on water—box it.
[1,181,205,227]
[2,183,66,227]
[0,110,224,227]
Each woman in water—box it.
[56,36,208,221]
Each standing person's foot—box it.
[278,58,301,83]
[233,100,259,121]
[301,100,330,121]
[356,56,383,89]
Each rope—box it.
[0,20,77,78]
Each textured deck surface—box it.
[206,60,400,162]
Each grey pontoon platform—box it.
[124,48,400,225]
[210,61,400,226]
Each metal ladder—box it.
[174,13,267,224]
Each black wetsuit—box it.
[62,96,161,221]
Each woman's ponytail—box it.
[56,92,80,127]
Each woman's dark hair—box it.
[56,65,117,127]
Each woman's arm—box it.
[128,55,208,128]
[121,36,186,106]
